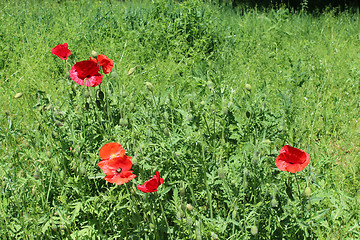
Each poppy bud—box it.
[54,165,60,172]
[186,204,194,211]
[51,223,58,232]
[132,156,138,165]
[149,223,155,229]
[211,232,219,240]
[250,225,258,235]
[304,186,311,197]
[122,91,128,98]
[164,127,170,136]
[111,71,118,78]
[163,112,169,123]
[245,84,252,92]
[286,184,294,201]
[14,92,23,99]
[179,187,185,196]
[222,105,228,115]
[186,216,193,225]
[31,186,37,195]
[200,101,206,106]
[33,171,40,180]
[145,82,154,92]
[271,198,279,208]
[119,118,128,127]
[96,99,101,108]
[98,90,104,100]
[207,81,214,90]
[179,204,186,212]
[80,166,87,176]
[128,67,136,76]
[186,113,193,122]
[218,168,225,179]
[46,151,52,158]
[55,120,63,127]
[91,50,98,58]
[129,102,135,112]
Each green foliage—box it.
[0,0,359,239]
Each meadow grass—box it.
[1,0,359,239]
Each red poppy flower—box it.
[51,43,71,60]
[137,171,164,193]
[99,142,126,161]
[98,142,136,185]
[69,59,103,87]
[275,145,310,173]
[97,54,114,74]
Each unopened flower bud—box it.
[179,187,185,196]
[91,50,98,58]
[132,156,138,165]
[304,186,312,197]
[149,223,155,229]
[14,92,23,99]
[119,118,128,127]
[128,67,136,76]
[207,81,214,90]
[163,112,169,123]
[98,90,104,100]
[186,216,193,225]
[34,171,40,180]
[111,71,118,78]
[250,225,258,235]
[80,166,87,176]
[122,91,128,98]
[271,198,279,208]
[211,232,219,240]
[245,84,252,91]
[186,204,194,211]
[96,99,101,108]
[218,168,225,179]
[55,120,63,127]
[129,102,135,112]
[186,113,193,121]
[145,82,154,92]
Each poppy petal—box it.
[97,54,114,74]
[69,60,103,87]
[105,171,136,185]
[99,142,125,160]
[97,156,132,175]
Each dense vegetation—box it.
[1,0,359,239]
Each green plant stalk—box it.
[201,139,213,219]
[156,192,169,229]
[294,173,304,219]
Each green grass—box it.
[1,0,360,239]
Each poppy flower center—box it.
[116,168,122,173]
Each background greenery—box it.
[1,0,359,239]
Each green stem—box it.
[294,173,304,218]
